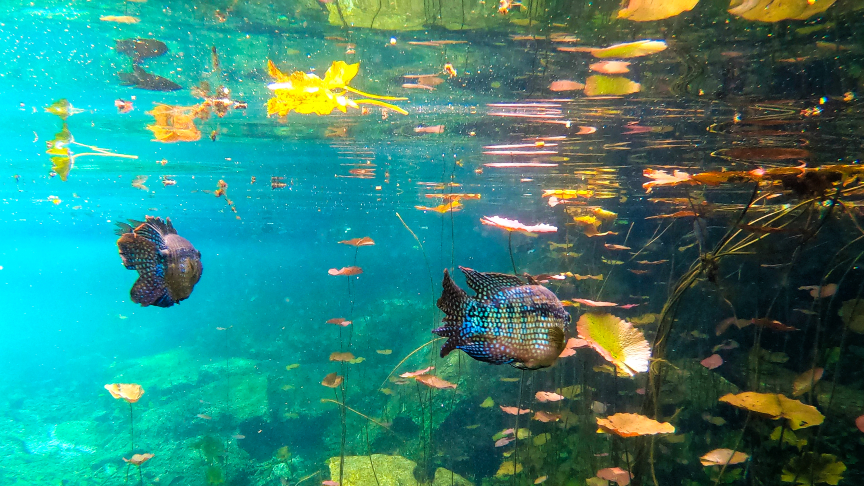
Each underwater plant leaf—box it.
[549,80,585,91]
[323,61,360,89]
[400,366,434,378]
[584,76,641,97]
[618,0,699,21]
[414,374,456,389]
[104,383,145,403]
[328,266,362,276]
[480,397,494,408]
[699,449,748,467]
[100,15,139,23]
[590,61,631,74]
[643,168,696,191]
[573,299,618,307]
[416,200,463,213]
[730,0,835,22]
[596,413,675,437]
[329,352,356,362]
[597,467,632,485]
[495,461,523,476]
[45,99,83,119]
[720,391,783,418]
[590,40,668,58]
[855,415,864,433]
[577,313,651,376]
[322,372,343,387]
[146,104,204,143]
[535,391,565,402]
[838,299,864,333]
[326,318,352,326]
[338,237,375,246]
[778,395,825,430]
[376,349,392,355]
[719,392,824,429]
[50,155,73,181]
[533,411,561,422]
[123,453,154,466]
[480,216,557,234]
[781,453,845,485]
[792,368,824,396]
[500,405,532,415]
[700,354,724,370]
[752,318,798,332]
[799,284,837,299]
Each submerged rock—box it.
[328,454,472,486]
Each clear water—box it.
[2,1,864,485]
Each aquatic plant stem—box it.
[511,369,526,485]
[126,402,134,483]
[320,400,401,438]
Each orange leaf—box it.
[326,318,352,326]
[400,366,434,378]
[500,405,532,415]
[338,237,375,247]
[322,372,343,387]
[596,413,675,437]
[699,449,749,467]
[105,383,145,403]
[414,374,457,389]
[123,453,154,466]
[533,411,562,422]
[328,266,362,276]
[535,391,565,402]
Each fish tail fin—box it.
[117,231,168,307]
[434,269,471,357]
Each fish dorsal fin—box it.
[523,273,540,285]
[459,266,524,298]
[132,216,170,250]
[436,269,469,315]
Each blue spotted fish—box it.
[433,266,570,370]
[115,216,203,307]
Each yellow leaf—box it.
[619,0,699,21]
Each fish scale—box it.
[434,266,570,370]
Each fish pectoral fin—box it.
[130,275,168,307]
[548,327,565,350]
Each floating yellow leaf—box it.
[729,0,835,22]
[591,40,668,59]
[267,60,408,116]
[584,76,641,97]
[619,0,699,21]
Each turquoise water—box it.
[3,1,864,485]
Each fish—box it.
[433,266,570,370]
[118,66,182,92]
[115,216,203,307]
[115,38,168,61]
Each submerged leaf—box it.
[781,453,845,485]
[700,449,749,467]
[577,313,651,375]
[596,413,675,437]
[719,392,824,429]
[328,266,362,276]
[590,40,668,58]
[414,374,457,389]
[322,372,343,388]
[792,368,824,396]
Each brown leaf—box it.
[414,374,457,389]
[322,372,344,388]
